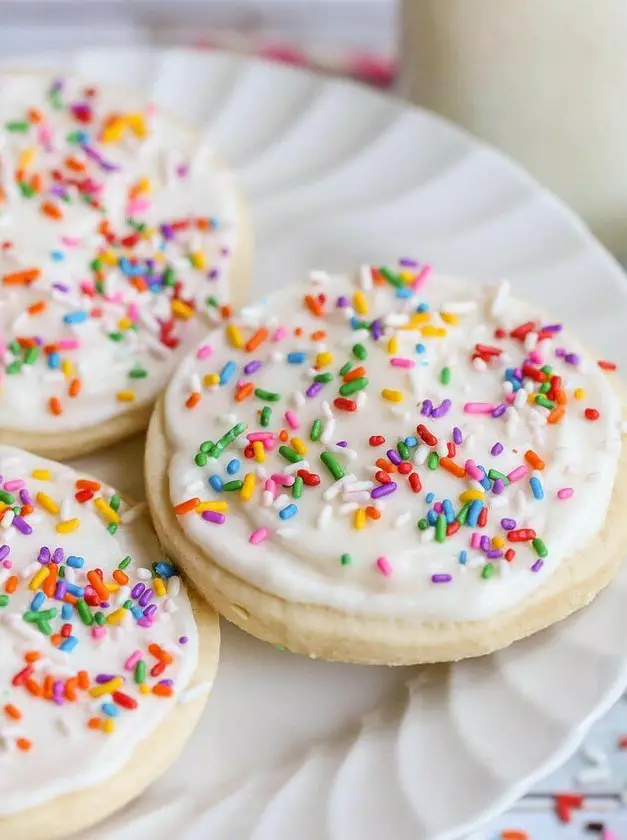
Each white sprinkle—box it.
[168,576,181,598]
[394,512,411,528]
[317,505,332,529]
[359,264,373,290]
[137,567,153,581]
[339,502,359,516]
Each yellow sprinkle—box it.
[189,251,207,270]
[154,578,167,597]
[36,491,59,515]
[353,291,368,315]
[100,250,117,265]
[61,359,73,379]
[126,113,148,139]
[574,387,585,400]
[440,311,459,325]
[203,373,220,387]
[527,393,536,404]
[252,440,265,463]
[387,336,399,354]
[118,317,133,330]
[134,176,151,195]
[101,118,126,144]
[103,719,116,734]
[240,473,256,502]
[31,469,51,481]
[172,299,194,320]
[94,498,121,525]
[381,388,404,403]
[107,608,127,625]
[291,437,307,455]
[56,518,80,534]
[315,351,333,368]
[116,390,135,403]
[29,566,50,591]
[405,312,431,328]
[227,324,244,349]
[139,684,150,696]
[354,509,366,530]
[90,677,123,698]
[398,270,414,284]
[421,326,447,338]
[492,536,505,549]
[18,146,36,170]
[153,249,165,263]
[195,501,229,513]
[459,489,485,503]
[105,582,120,593]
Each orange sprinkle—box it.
[174,497,200,516]
[43,675,54,698]
[555,389,567,405]
[3,268,40,286]
[279,429,289,442]
[149,643,173,665]
[76,479,101,491]
[152,684,174,698]
[500,832,530,840]
[304,294,323,317]
[524,450,545,470]
[27,300,47,316]
[5,576,18,594]
[196,218,211,231]
[343,366,366,382]
[548,405,565,425]
[375,458,396,474]
[87,570,109,602]
[88,717,102,730]
[365,505,381,520]
[131,277,148,293]
[4,704,21,721]
[63,594,78,606]
[25,678,42,697]
[78,670,90,691]
[371,268,386,286]
[24,651,41,664]
[16,738,32,752]
[112,569,129,585]
[439,457,466,478]
[68,378,81,398]
[185,391,201,409]
[246,328,268,352]
[220,305,233,319]
[64,155,86,172]
[43,564,57,598]
[311,330,326,341]
[235,382,254,402]
[41,200,63,220]
[65,677,79,702]
[20,504,33,517]
[50,634,62,647]
[30,173,43,193]
[49,397,62,416]
[28,108,44,123]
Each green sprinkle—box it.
[0,594,9,607]
[417,518,429,530]
[379,266,403,288]
[487,469,509,484]
[37,620,53,636]
[535,395,556,409]
[109,494,121,513]
[435,513,447,542]
[135,660,147,684]
[6,120,30,132]
[222,480,244,492]
[77,599,93,626]
[397,441,410,461]
[339,361,352,376]
[260,406,272,427]
[353,343,367,360]
[195,452,208,467]
[339,377,368,397]
[279,445,302,464]
[254,388,281,402]
[540,365,553,375]
[162,266,176,286]
[5,361,21,375]
[108,332,124,342]
[456,502,470,525]
[211,423,247,457]
[205,295,219,309]
[66,130,84,144]
[532,538,548,557]
[119,556,132,570]
[292,476,304,499]
[94,612,106,626]
[18,182,35,198]
[427,452,440,470]
[23,346,39,365]
[8,341,21,356]
[320,451,345,481]
[310,418,323,441]
[0,491,15,505]
[199,440,214,453]
[539,382,551,394]
[123,600,133,610]
[107,523,118,535]
[129,367,148,379]
[24,608,56,623]
[482,563,495,580]
[341,553,352,565]
[440,366,451,385]
[313,373,333,383]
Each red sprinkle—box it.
[478,507,488,528]
[598,360,617,371]
[369,435,385,446]
[584,408,600,421]
[397,462,412,475]
[375,470,391,485]
[334,397,357,412]
[416,424,437,446]
[507,529,536,542]
[554,793,583,824]
[408,472,422,493]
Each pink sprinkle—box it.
[265,438,279,451]
[602,830,617,840]
[128,302,139,323]
[37,123,53,152]
[125,650,142,671]
[557,487,574,499]
[247,432,274,442]
[463,402,495,414]
[272,327,287,342]
[80,281,95,295]
[249,528,268,545]
[505,392,516,404]
[507,465,529,482]
[58,339,80,350]
[376,556,393,576]
[61,235,81,247]
[284,410,300,430]
[91,625,106,639]
[127,199,151,215]
[470,532,481,549]
[411,263,432,291]
[390,357,416,368]
[433,501,444,514]
[464,460,484,481]
[528,349,543,364]
[196,344,213,360]
[272,473,295,487]
[264,479,276,495]
[4,479,25,492]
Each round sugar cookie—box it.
[0,71,252,459]
[0,444,220,840]
[145,264,626,665]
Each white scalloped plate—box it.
[6,48,627,840]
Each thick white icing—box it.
[162,268,623,621]
[0,74,238,432]
[0,445,198,816]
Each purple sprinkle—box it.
[486,550,503,560]
[479,535,491,552]
[493,478,505,494]
[100,602,110,609]
[176,163,189,178]
[137,617,153,628]
[514,368,523,379]
[52,547,64,564]
[453,427,463,445]
[138,588,154,608]
[52,680,65,706]
[55,581,67,600]
[12,516,32,535]
[555,347,566,358]
[336,441,348,448]
[421,399,433,417]
[491,403,507,418]
[82,144,120,172]
[306,381,323,398]
[500,518,517,530]
[432,573,452,583]
[160,224,174,240]
[143,604,158,618]
[541,323,563,333]
[96,674,115,684]
[159,679,175,687]
[370,319,383,340]
[336,296,349,308]
[221,247,229,258]
[399,257,419,267]
[208,267,220,280]
[371,481,398,499]
[243,360,262,375]
[0,545,9,561]
[433,501,443,514]
[19,489,33,505]
[131,583,145,600]
[565,352,581,365]
[202,510,226,525]
[179,636,189,644]
[50,184,67,198]
[491,442,504,456]
[386,449,402,465]
[38,546,51,565]
[431,399,452,418]
[531,558,544,573]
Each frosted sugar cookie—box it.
[146,263,626,665]
[0,72,251,459]
[0,444,219,840]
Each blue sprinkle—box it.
[59,636,79,653]
[118,256,144,277]
[63,311,89,325]
[219,361,237,385]
[459,550,468,565]
[416,303,429,312]
[65,583,84,597]
[467,500,484,527]
[404,436,418,447]
[61,603,73,620]
[530,476,545,500]
[425,492,435,504]
[478,467,492,491]
[350,316,363,330]
[209,475,223,492]
[427,509,438,526]
[279,504,298,520]
[226,458,240,475]
[102,702,119,717]
[66,555,84,568]
[287,352,307,365]
[76,129,90,143]
[31,592,45,611]
[396,287,413,299]
[131,606,143,620]
[155,561,175,579]
[416,343,426,354]
[50,250,65,262]
[442,499,455,524]
[48,352,60,369]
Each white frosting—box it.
[0,445,198,816]
[0,73,238,432]
[162,267,623,621]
